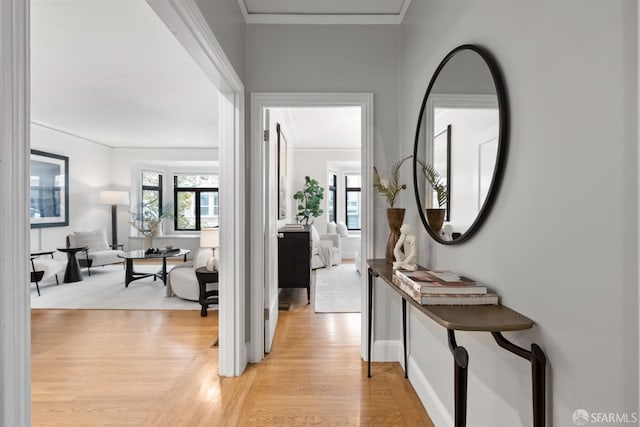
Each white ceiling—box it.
[239,0,412,24]
[278,107,361,149]
[31,0,219,149]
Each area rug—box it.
[314,263,362,313]
[30,264,209,311]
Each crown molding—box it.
[237,0,412,25]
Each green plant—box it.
[293,176,324,225]
[129,202,174,237]
[373,155,412,208]
[417,159,447,208]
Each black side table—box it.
[195,267,219,317]
[57,246,88,283]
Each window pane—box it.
[328,190,335,223]
[142,189,160,231]
[176,174,218,188]
[346,174,361,187]
[200,191,219,227]
[346,191,361,229]
[142,171,160,187]
[176,191,196,230]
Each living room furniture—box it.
[118,248,189,287]
[366,259,546,427]
[195,267,218,317]
[57,246,87,283]
[310,225,340,269]
[278,228,311,303]
[167,248,218,301]
[66,229,125,275]
[30,251,65,296]
[98,190,129,248]
[29,250,66,294]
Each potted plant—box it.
[373,155,412,263]
[417,159,447,234]
[293,176,324,226]
[129,203,174,248]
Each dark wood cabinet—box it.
[278,229,311,303]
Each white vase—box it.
[143,235,153,250]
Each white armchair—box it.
[66,229,124,276]
[167,249,218,301]
[30,251,66,295]
[310,225,341,269]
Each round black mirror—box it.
[412,44,509,244]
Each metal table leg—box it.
[367,267,376,378]
[492,332,546,427]
[448,329,468,427]
[402,298,408,378]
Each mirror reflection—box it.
[414,45,507,244]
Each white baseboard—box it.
[372,339,402,362]
[408,355,452,427]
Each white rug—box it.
[314,263,362,313]
[30,264,206,311]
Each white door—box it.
[263,109,279,353]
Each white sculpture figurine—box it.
[441,223,453,241]
[393,224,417,271]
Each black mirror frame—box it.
[412,44,509,245]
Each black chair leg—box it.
[35,281,41,296]
[55,274,59,285]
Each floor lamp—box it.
[99,191,130,248]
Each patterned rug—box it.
[30,263,205,311]
[314,263,362,313]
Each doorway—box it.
[0,1,245,423]
[249,93,374,363]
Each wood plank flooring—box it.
[32,290,433,426]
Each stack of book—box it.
[393,269,499,305]
[280,223,305,231]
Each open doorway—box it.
[270,107,362,314]
[249,93,374,364]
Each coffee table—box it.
[118,249,190,287]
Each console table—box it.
[366,259,546,427]
[278,229,312,303]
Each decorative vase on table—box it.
[426,208,446,234]
[143,235,153,250]
[386,208,406,264]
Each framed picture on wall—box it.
[30,149,69,228]
[277,123,288,220]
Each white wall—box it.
[30,125,111,256]
[400,1,638,426]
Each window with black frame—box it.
[174,174,219,230]
[345,174,361,230]
[141,170,163,232]
[328,173,337,223]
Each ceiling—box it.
[31,0,219,149]
[239,0,412,24]
[30,0,404,150]
[277,107,361,149]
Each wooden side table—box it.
[195,267,219,317]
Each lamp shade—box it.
[99,190,129,206]
[200,227,220,248]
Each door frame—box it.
[0,1,246,423]
[248,93,374,363]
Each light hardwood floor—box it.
[32,290,433,426]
